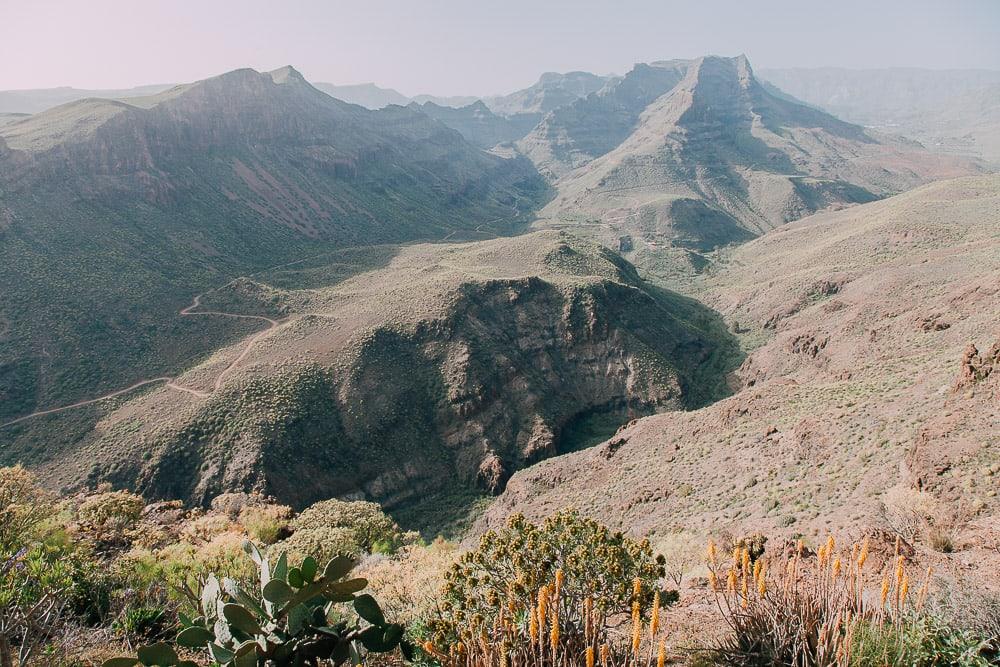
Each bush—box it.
[103,542,411,667]
[291,499,403,552]
[78,490,145,532]
[277,525,361,565]
[360,539,458,626]
[179,513,232,543]
[238,503,291,545]
[426,511,669,665]
[653,531,703,587]
[701,535,994,666]
[112,605,169,642]
[0,543,75,665]
[0,465,55,551]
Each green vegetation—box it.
[2,467,997,667]
[105,545,410,667]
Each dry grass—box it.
[702,536,933,666]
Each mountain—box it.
[760,67,1000,163]
[312,82,479,110]
[311,82,410,108]
[0,83,175,114]
[518,61,689,178]
[528,55,983,258]
[484,71,615,116]
[3,232,741,530]
[409,100,541,148]
[0,66,548,426]
[482,174,1000,539]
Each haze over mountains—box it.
[0,53,997,542]
[0,65,545,425]
[761,67,1000,163]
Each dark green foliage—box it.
[429,510,667,646]
[102,541,410,667]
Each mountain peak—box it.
[268,65,307,85]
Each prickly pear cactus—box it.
[103,541,412,666]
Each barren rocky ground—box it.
[482,175,1000,583]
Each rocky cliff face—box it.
[479,176,1000,541]
[532,55,983,263]
[24,233,740,522]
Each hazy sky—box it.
[3,0,999,95]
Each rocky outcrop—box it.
[60,234,740,519]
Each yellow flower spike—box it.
[709,571,719,592]
[832,557,842,578]
[657,640,667,667]
[650,591,661,637]
[826,535,835,555]
[858,537,869,569]
[758,576,767,597]
[707,539,718,566]
[585,646,595,667]
[550,608,560,650]
[895,556,905,587]
[796,539,804,556]
[753,559,763,583]
[633,577,642,601]
[900,574,910,606]
[727,568,738,593]
[631,601,642,656]
[732,547,741,568]
[880,577,890,607]
[555,568,564,599]
[529,607,539,643]
[741,549,751,571]
[600,644,610,667]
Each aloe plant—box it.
[102,542,412,666]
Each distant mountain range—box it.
[1,57,996,533]
[527,56,983,260]
[760,67,1000,163]
[0,66,547,425]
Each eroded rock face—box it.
[75,234,739,514]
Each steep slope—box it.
[0,66,548,424]
[410,100,541,148]
[760,67,1000,163]
[535,56,983,259]
[483,176,1000,543]
[518,61,689,179]
[3,233,741,528]
[485,71,615,117]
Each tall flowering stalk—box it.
[705,536,928,667]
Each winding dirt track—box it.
[1,204,522,431]
[0,294,282,429]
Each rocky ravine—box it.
[481,176,1000,545]
[24,233,740,520]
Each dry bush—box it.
[238,503,292,545]
[0,465,55,550]
[360,539,458,625]
[179,513,232,543]
[653,531,703,587]
[77,490,144,532]
[700,535,991,666]
[879,485,938,543]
